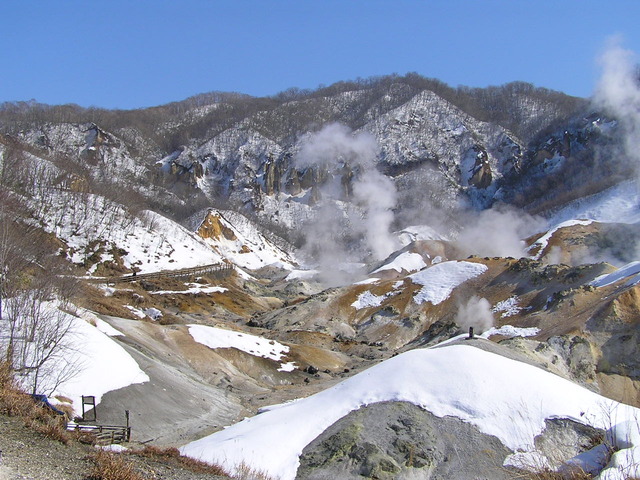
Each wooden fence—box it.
[67,422,131,444]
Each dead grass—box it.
[78,283,140,319]
[87,449,146,480]
[511,468,592,480]
[31,418,70,444]
[232,461,278,480]
[131,445,227,475]
[54,401,76,420]
[0,361,72,444]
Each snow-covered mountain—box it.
[4,74,640,479]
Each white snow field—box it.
[50,310,149,413]
[181,343,640,480]
[188,324,295,372]
[409,260,488,305]
[547,179,640,227]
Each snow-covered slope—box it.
[547,179,640,227]
[34,190,224,274]
[194,209,297,270]
[181,342,640,480]
[30,188,296,275]
[57,313,149,413]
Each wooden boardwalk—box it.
[93,262,234,284]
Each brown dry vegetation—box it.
[78,283,144,319]
[130,445,227,475]
[0,362,72,444]
[87,449,146,480]
[510,468,592,480]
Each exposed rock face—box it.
[197,211,238,241]
[296,402,606,480]
[468,146,492,189]
[499,115,630,214]
[8,79,619,242]
[533,418,605,471]
[588,285,640,380]
[297,401,512,480]
[545,335,598,385]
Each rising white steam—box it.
[455,296,494,334]
[593,36,640,168]
[296,123,399,284]
[455,205,545,258]
[296,123,379,170]
[353,169,398,260]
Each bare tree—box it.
[3,288,79,395]
[0,187,80,394]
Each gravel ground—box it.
[0,415,91,480]
[0,414,230,480]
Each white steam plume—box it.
[593,36,640,169]
[455,205,545,258]
[296,123,378,170]
[455,296,494,334]
[296,123,399,284]
[353,169,398,260]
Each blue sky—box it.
[2,1,640,110]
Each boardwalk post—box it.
[82,395,96,421]
[125,410,130,442]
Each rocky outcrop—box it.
[297,401,512,480]
[588,286,640,380]
[468,146,492,189]
[196,211,238,241]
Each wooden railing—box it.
[93,262,234,284]
[67,422,131,444]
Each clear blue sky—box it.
[2,0,639,110]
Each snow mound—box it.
[181,344,639,480]
[53,312,149,412]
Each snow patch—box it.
[409,261,488,305]
[188,325,295,371]
[590,261,640,288]
[482,325,540,338]
[351,291,389,310]
[372,252,427,274]
[493,296,522,318]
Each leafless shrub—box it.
[232,462,278,480]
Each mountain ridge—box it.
[2,72,640,479]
